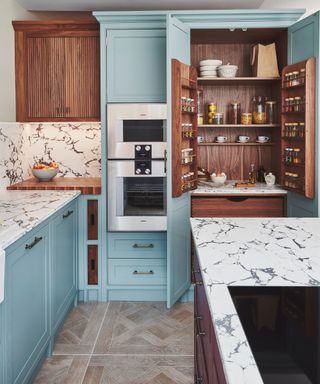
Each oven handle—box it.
[164,150,167,174]
[132,243,154,249]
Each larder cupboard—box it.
[94,10,319,308]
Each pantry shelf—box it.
[199,142,275,146]
[197,76,281,84]
[198,124,280,128]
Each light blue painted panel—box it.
[166,15,191,308]
[288,12,319,217]
[108,232,166,259]
[107,29,166,102]
[5,225,50,384]
[108,258,166,285]
[51,203,77,336]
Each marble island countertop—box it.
[0,190,80,303]
[190,217,320,384]
[192,180,287,195]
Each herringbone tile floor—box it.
[33,302,194,384]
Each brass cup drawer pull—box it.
[133,270,154,275]
[63,210,73,219]
[25,236,43,250]
[132,243,154,249]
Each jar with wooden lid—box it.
[266,101,277,124]
[293,148,302,164]
[252,96,267,124]
[241,113,252,125]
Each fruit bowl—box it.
[32,162,59,182]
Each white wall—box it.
[260,0,319,18]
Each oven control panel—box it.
[135,145,152,159]
[135,160,152,175]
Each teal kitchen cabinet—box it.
[51,202,77,337]
[106,29,166,102]
[1,200,78,384]
[4,225,50,384]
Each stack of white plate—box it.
[199,59,222,78]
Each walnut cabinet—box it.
[13,20,100,122]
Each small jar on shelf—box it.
[252,96,267,124]
[291,71,300,86]
[284,147,293,163]
[298,122,305,138]
[293,148,302,164]
[299,68,306,85]
[266,101,277,124]
[228,102,241,124]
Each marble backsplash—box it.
[0,122,101,189]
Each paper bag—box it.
[250,43,280,78]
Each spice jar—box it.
[229,102,241,124]
[291,71,300,86]
[300,68,306,85]
[252,96,267,124]
[266,101,277,124]
[207,102,217,124]
[241,113,252,125]
[294,97,302,112]
[293,148,302,164]
[214,113,224,125]
[299,122,305,138]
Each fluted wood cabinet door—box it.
[13,21,100,122]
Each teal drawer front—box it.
[108,258,166,285]
[108,232,167,259]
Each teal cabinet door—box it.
[51,203,77,336]
[5,225,50,384]
[107,29,166,102]
[166,16,191,308]
[287,12,320,217]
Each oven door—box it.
[108,160,167,231]
[107,104,167,159]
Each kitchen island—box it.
[191,217,320,384]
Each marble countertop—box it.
[190,217,320,384]
[0,190,80,303]
[192,180,287,195]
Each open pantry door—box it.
[286,12,319,217]
[166,15,194,308]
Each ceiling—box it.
[16,0,265,11]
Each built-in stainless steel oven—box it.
[108,160,167,231]
[107,104,167,159]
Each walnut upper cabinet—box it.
[13,20,100,122]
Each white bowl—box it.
[200,70,218,76]
[200,65,220,71]
[32,168,59,182]
[200,59,223,66]
[210,173,227,184]
[217,64,238,78]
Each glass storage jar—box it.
[252,96,267,124]
[266,101,277,124]
[229,102,241,124]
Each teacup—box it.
[238,135,250,143]
[216,136,227,143]
[257,136,270,143]
[197,136,204,143]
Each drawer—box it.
[108,258,166,285]
[192,196,286,218]
[107,232,167,259]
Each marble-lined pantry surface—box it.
[190,217,320,384]
[34,301,194,384]
[0,122,101,189]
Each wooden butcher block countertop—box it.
[7,177,101,195]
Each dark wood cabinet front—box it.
[13,20,100,122]
[192,195,286,217]
[194,253,226,384]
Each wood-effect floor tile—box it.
[83,355,194,384]
[53,302,107,355]
[34,355,90,384]
[93,302,194,355]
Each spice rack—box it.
[281,57,315,198]
[172,59,198,197]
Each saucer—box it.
[237,140,249,143]
[215,140,227,143]
[256,140,269,143]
